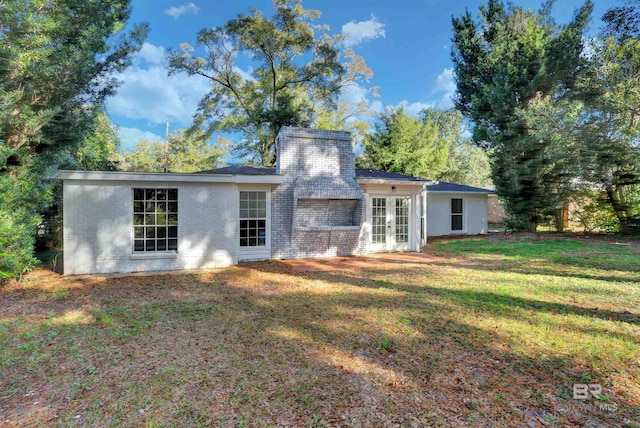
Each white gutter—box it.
[422,184,427,246]
[426,190,494,195]
[357,178,435,186]
[57,170,284,185]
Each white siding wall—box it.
[63,180,240,275]
[426,193,489,237]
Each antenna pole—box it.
[163,121,169,173]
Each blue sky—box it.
[109,0,612,153]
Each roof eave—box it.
[426,190,494,195]
[357,178,434,186]
[57,170,284,184]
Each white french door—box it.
[370,196,411,251]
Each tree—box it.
[602,0,640,41]
[451,0,592,230]
[418,108,493,187]
[167,0,344,166]
[122,140,165,173]
[440,141,493,188]
[0,0,147,276]
[122,129,229,173]
[519,1,640,231]
[357,107,451,179]
[592,1,640,231]
[312,48,379,147]
[0,0,147,158]
[69,109,122,171]
[313,99,373,147]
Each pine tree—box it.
[451,0,592,230]
[0,0,147,275]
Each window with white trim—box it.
[239,191,266,247]
[451,198,463,231]
[133,188,178,252]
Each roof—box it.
[56,170,284,184]
[355,169,429,182]
[197,165,278,175]
[427,181,493,193]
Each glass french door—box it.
[370,196,411,251]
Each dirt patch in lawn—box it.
[1,236,639,427]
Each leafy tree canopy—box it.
[357,107,452,179]
[167,0,345,166]
[122,129,230,173]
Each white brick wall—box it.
[63,180,239,274]
[271,127,367,259]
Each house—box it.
[58,127,492,275]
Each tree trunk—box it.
[605,185,630,232]
[555,209,564,233]
[555,201,569,232]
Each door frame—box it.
[366,194,414,252]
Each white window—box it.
[451,198,463,231]
[240,191,267,247]
[372,197,387,244]
[133,188,178,252]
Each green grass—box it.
[1,235,639,426]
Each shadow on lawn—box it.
[429,237,640,283]
[431,258,640,285]
[250,261,640,326]
[1,264,638,426]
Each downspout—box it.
[422,184,427,248]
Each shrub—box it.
[0,211,39,278]
[569,192,619,233]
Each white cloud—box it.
[107,43,210,126]
[118,127,163,151]
[233,65,254,82]
[433,67,456,109]
[165,2,200,19]
[396,100,434,116]
[369,100,384,114]
[137,42,166,65]
[341,15,386,47]
[338,84,368,105]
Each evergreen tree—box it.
[357,107,450,179]
[451,0,592,230]
[520,1,640,231]
[0,0,147,276]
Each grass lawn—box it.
[1,234,639,427]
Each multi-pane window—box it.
[372,197,387,244]
[240,191,266,247]
[395,198,409,243]
[451,198,463,231]
[133,188,178,252]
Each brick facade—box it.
[271,127,365,259]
